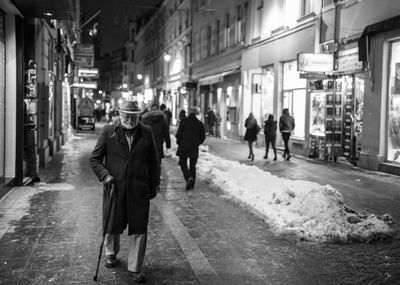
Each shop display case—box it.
[325,79,342,161]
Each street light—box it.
[137,74,143,80]
[122,83,128,89]
[164,53,171,62]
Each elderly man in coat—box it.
[89,99,159,283]
[176,106,206,190]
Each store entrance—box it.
[308,74,364,164]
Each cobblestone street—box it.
[0,129,399,284]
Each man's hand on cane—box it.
[103,174,114,187]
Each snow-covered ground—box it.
[167,143,395,243]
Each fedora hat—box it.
[118,100,141,114]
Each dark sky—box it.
[82,0,161,55]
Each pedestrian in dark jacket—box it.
[206,108,216,136]
[178,109,187,125]
[279,108,295,161]
[263,114,277,160]
[244,112,259,161]
[176,107,206,190]
[89,99,159,283]
[141,103,171,178]
[160,103,172,126]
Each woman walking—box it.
[244,113,259,161]
[263,114,277,160]
[279,108,295,161]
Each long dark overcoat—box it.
[89,121,159,235]
[176,114,206,158]
[141,110,171,159]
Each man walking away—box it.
[141,103,171,179]
[279,108,295,161]
[89,99,160,283]
[263,114,277,160]
[176,107,206,190]
[160,103,172,126]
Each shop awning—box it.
[358,14,400,61]
[198,67,240,86]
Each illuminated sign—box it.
[337,48,363,73]
[72,82,98,89]
[297,53,334,73]
[74,44,94,68]
[78,68,99,78]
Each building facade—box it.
[130,0,400,175]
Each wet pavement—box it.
[0,125,399,284]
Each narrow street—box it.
[0,126,399,284]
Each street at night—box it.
[2,0,400,284]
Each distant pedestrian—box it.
[215,112,221,138]
[160,104,172,126]
[176,107,206,190]
[141,103,171,179]
[206,107,216,136]
[89,99,159,283]
[263,114,277,160]
[279,108,295,161]
[244,112,260,161]
[178,109,187,125]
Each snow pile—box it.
[191,145,395,243]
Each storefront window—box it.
[48,73,55,139]
[283,60,307,138]
[310,92,326,136]
[388,41,400,163]
[261,66,274,120]
[252,73,262,124]
[353,75,364,138]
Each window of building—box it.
[236,4,243,43]
[301,0,313,17]
[224,13,230,48]
[216,19,220,53]
[283,0,301,27]
[207,25,211,57]
[323,0,334,6]
[283,60,307,139]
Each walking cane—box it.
[93,183,115,281]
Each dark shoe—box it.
[128,271,147,283]
[105,255,117,268]
[186,178,194,190]
[273,157,277,161]
[248,154,251,159]
[263,154,268,159]
[282,153,286,159]
[286,154,291,161]
[251,154,254,161]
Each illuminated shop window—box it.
[387,41,400,164]
[283,60,307,139]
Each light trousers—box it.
[104,233,147,272]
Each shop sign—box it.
[78,68,99,78]
[77,116,95,131]
[337,48,363,73]
[74,44,94,68]
[72,81,98,89]
[78,97,95,117]
[25,68,37,99]
[297,53,334,73]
